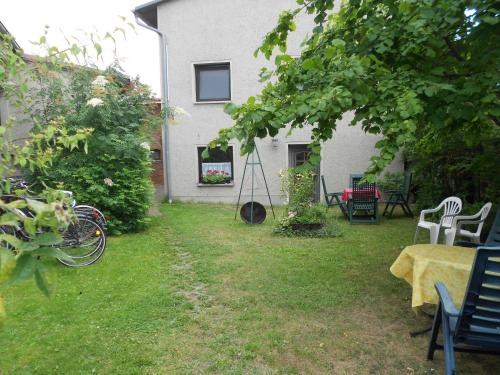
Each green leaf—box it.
[331,39,345,48]
[34,266,51,297]
[0,234,22,250]
[94,42,102,55]
[302,58,316,70]
[34,232,63,246]
[26,198,49,214]
[9,254,36,284]
[17,241,40,252]
[32,247,74,263]
[0,212,20,226]
[0,247,16,279]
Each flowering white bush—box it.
[140,142,150,151]
[103,178,114,187]
[87,97,104,107]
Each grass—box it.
[1,203,499,374]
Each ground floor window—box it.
[197,146,233,184]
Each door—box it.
[288,144,320,202]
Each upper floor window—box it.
[194,62,231,102]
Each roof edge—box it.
[133,0,168,28]
[0,20,21,50]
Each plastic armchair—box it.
[443,202,492,246]
[414,197,462,244]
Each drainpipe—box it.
[134,14,172,203]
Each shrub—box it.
[28,69,157,234]
[377,172,404,191]
[274,168,341,237]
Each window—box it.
[197,146,233,184]
[194,63,231,102]
[150,149,161,161]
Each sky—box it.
[1,0,161,95]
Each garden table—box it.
[390,244,476,309]
[341,188,382,202]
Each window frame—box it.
[197,145,234,185]
[193,61,232,103]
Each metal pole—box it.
[255,146,275,219]
[250,150,255,224]
[234,153,249,220]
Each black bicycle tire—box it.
[58,218,106,267]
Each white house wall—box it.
[157,0,402,204]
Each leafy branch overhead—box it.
[209,0,499,180]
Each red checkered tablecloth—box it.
[341,188,382,202]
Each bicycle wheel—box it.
[74,205,107,231]
[58,217,106,267]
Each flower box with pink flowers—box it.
[202,169,232,184]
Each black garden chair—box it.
[427,246,500,375]
[321,175,347,218]
[383,171,413,218]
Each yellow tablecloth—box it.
[390,244,477,308]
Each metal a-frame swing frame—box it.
[234,146,275,223]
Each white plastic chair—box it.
[444,202,492,246]
[414,197,462,244]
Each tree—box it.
[209,0,499,196]
[1,33,91,323]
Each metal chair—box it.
[414,197,462,244]
[382,171,414,218]
[427,246,500,375]
[321,175,347,217]
[347,176,379,224]
[444,202,493,246]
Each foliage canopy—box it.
[210,0,499,186]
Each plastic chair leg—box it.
[429,225,440,244]
[444,229,456,246]
[413,226,421,244]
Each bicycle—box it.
[0,179,107,267]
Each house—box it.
[139,1,403,204]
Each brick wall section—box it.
[150,129,164,186]
[148,102,164,188]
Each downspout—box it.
[134,14,172,203]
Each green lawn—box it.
[1,203,498,374]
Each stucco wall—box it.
[157,0,402,204]
[0,93,33,144]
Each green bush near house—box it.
[29,69,158,234]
